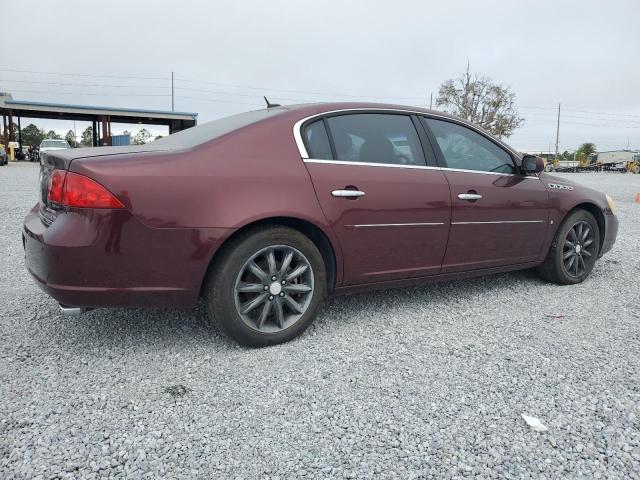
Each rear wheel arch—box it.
[200,216,338,297]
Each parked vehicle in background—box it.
[23,103,619,347]
[38,139,70,163]
[0,146,8,165]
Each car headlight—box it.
[605,194,617,214]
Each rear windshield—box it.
[153,108,287,148]
[41,140,70,148]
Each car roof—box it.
[282,102,449,119]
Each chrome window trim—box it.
[303,158,540,179]
[292,107,522,161]
[451,220,545,225]
[440,167,537,178]
[352,222,445,229]
[304,158,440,171]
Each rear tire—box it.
[204,226,327,347]
[537,209,600,285]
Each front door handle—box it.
[332,189,365,198]
[458,193,483,201]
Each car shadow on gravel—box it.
[33,301,242,352]
[33,268,549,351]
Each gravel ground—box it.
[1,162,639,479]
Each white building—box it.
[596,150,640,163]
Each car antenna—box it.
[264,96,281,108]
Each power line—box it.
[563,108,640,120]
[175,77,427,101]
[0,68,169,81]
[6,89,170,97]
[177,95,262,107]
[175,86,301,102]
[0,79,168,89]
[3,67,640,127]
[523,118,640,128]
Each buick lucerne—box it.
[23,103,618,346]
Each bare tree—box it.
[436,66,524,138]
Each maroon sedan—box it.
[23,103,618,346]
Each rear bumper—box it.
[600,212,618,256]
[23,205,231,308]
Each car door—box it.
[421,117,551,273]
[300,112,451,286]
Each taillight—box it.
[47,170,125,209]
[47,170,66,204]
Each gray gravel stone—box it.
[1,162,639,479]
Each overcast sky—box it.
[2,0,639,151]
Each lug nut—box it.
[271,276,276,281]
[279,292,285,297]
[281,280,286,285]
[263,285,269,291]
[268,295,274,301]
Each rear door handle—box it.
[332,189,365,198]
[458,193,483,201]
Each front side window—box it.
[423,118,515,174]
[304,120,333,160]
[326,114,426,166]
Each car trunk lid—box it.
[38,144,172,223]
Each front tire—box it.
[204,226,327,347]
[537,209,600,284]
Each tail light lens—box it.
[47,170,125,209]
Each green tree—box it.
[560,150,571,161]
[19,123,46,146]
[65,130,78,148]
[576,142,596,157]
[131,128,152,145]
[81,126,94,146]
[576,143,597,163]
[436,66,524,138]
[45,130,62,140]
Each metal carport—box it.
[0,92,197,148]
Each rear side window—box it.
[423,118,515,174]
[326,114,426,166]
[304,120,332,160]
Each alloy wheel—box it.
[562,221,596,277]
[233,245,314,333]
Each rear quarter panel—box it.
[68,112,342,283]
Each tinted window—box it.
[326,114,426,166]
[423,118,515,174]
[40,140,70,148]
[304,120,332,160]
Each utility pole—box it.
[171,71,175,112]
[554,103,561,161]
[429,92,433,110]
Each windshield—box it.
[152,108,287,148]
[40,140,70,149]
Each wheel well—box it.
[569,203,606,253]
[200,217,337,297]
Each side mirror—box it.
[521,154,544,174]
